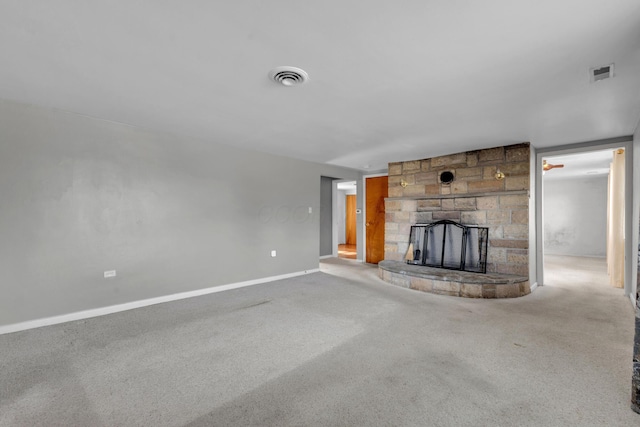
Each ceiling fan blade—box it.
[542,161,565,171]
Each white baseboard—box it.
[530,282,538,293]
[319,255,333,260]
[0,269,320,336]
[545,253,605,259]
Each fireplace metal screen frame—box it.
[407,220,489,274]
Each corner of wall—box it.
[529,144,537,286]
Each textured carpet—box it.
[0,256,637,426]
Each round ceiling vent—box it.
[269,66,309,86]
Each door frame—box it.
[535,136,636,303]
[331,179,358,259]
[362,173,388,264]
[345,194,357,245]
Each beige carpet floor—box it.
[0,255,637,426]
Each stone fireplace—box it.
[379,143,532,298]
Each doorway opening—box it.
[337,181,357,259]
[363,175,388,264]
[540,146,628,293]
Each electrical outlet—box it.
[271,250,277,257]
[104,270,116,278]
[308,207,312,214]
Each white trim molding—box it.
[0,269,320,335]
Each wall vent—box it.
[269,66,309,87]
[590,64,614,82]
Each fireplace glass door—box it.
[407,220,488,273]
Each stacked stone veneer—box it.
[384,143,531,278]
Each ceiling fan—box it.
[542,160,564,171]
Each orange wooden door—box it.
[366,176,388,264]
[345,194,357,245]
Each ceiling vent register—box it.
[269,66,309,86]
[590,64,614,82]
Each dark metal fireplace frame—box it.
[407,220,489,273]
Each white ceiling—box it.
[1,1,639,171]
[337,181,357,191]
[543,149,615,180]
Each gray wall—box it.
[0,100,360,326]
[543,175,608,257]
[319,177,334,256]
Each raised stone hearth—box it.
[379,260,530,298]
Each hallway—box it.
[337,244,357,259]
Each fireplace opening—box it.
[406,220,488,273]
